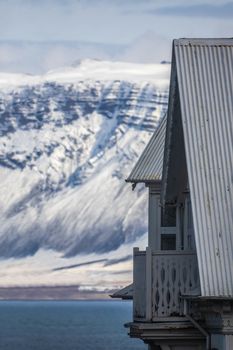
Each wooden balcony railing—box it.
[133,247,200,321]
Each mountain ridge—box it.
[0,61,169,289]
[0,59,170,87]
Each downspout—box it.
[184,299,210,350]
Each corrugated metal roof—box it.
[173,38,233,297]
[126,114,167,183]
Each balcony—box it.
[133,248,200,321]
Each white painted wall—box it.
[148,185,161,251]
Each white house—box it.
[125,38,233,350]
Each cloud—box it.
[0,0,153,44]
[53,255,132,271]
[0,285,111,300]
[0,41,121,74]
[103,255,132,267]
[111,270,132,275]
[154,2,233,18]
[120,31,171,64]
[0,233,147,290]
[0,35,170,75]
[53,259,108,271]
[2,0,153,6]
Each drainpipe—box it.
[184,299,210,350]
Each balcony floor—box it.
[127,318,206,348]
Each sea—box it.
[0,300,147,350]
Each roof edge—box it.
[174,38,233,46]
[125,178,162,184]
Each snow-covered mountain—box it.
[0,60,169,294]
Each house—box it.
[125,39,233,350]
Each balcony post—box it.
[148,183,161,251]
[146,246,152,321]
[133,247,139,309]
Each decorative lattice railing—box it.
[133,248,200,321]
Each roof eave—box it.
[125,178,162,184]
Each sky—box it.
[0,0,233,73]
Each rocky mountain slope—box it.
[0,60,169,291]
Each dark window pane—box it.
[161,206,176,227]
[161,234,176,250]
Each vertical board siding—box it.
[133,250,147,320]
[225,335,233,350]
[174,40,233,296]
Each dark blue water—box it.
[0,300,146,350]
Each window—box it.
[161,205,176,250]
[161,205,176,227]
[161,234,176,250]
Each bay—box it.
[0,300,146,350]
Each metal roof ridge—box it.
[174,38,233,46]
